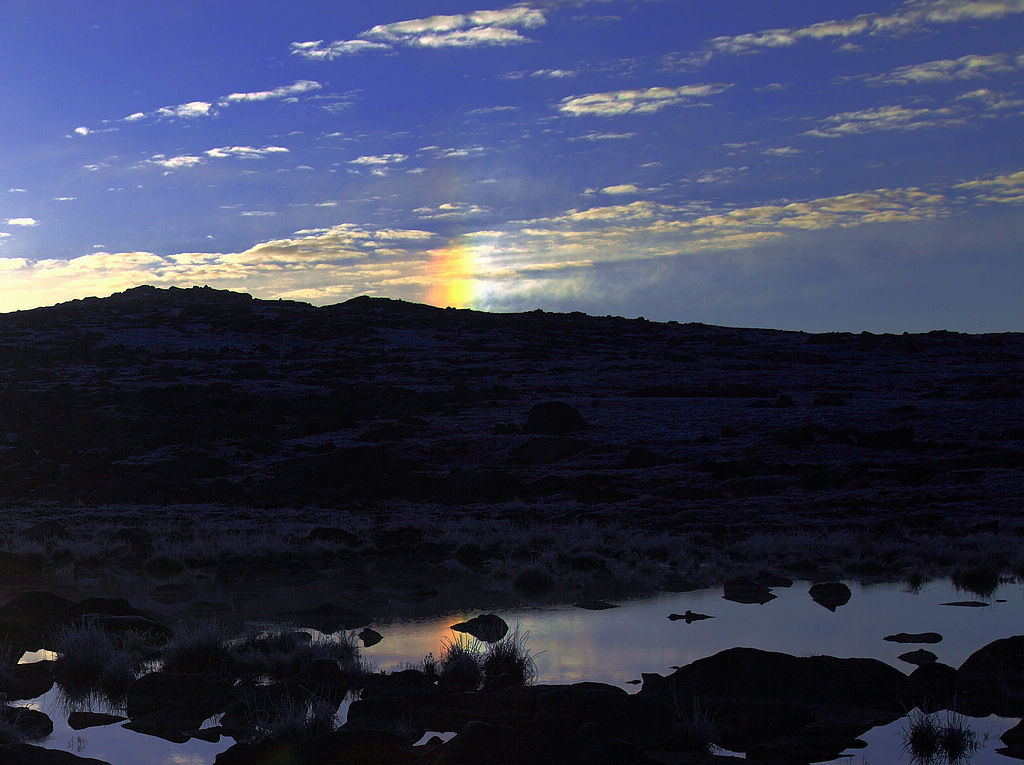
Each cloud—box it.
[6,218,38,226]
[599,184,640,195]
[691,0,1024,63]
[219,80,322,105]
[74,127,91,136]
[571,131,636,141]
[558,84,731,116]
[143,154,206,170]
[806,104,964,137]
[291,5,546,59]
[155,101,213,119]
[860,52,1021,85]
[954,168,1024,203]
[204,145,290,159]
[414,202,492,219]
[4,167,1022,314]
[762,147,802,156]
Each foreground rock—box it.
[0,743,111,765]
[639,647,909,756]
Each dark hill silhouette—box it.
[1,285,1021,575]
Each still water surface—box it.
[29,578,1023,764]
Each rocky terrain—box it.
[1,285,1023,764]
[2,284,1022,583]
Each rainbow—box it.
[424,239,484,310]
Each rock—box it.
[150,583,199,605]
[0,592,74,622]
[621,448,671,469]
[122,706,200,743]
[20,520,69,542]
[524,402,589,435]
[308,526,361,547]
[67,712,127,730]
[216,729,418,765]
[9,661,54,701]
[908,662,959,706]
[273,603,369,633]
[884,632,943,644]
[957,635,1024,716]
[574,601,618,611]
[640,647,911,752]
[416,720,654,765]
[450,614,509,643]
[808,582,852,612]
[126,672,232,722]
[898,649,938,666]
[510,437,589,465]
[359,628,384,647]
[668,611,713,623]
[0,743,112,765]
[1,705,53,740]
[723,578,776,605]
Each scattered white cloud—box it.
[558,84,731,116]
[860,52,1021,86]
[762,147,802,157]
[690,1,1024,63]
[348,153,409,166]
[806,104,964,137]
[8,188,28,193]
[6,218,38,226]
[240,211,277,217]
[156,101,213,119]
[205,145,290,159]
[53,196,77,201]
[414,202,491,219]
[954,168,1024,203]
[74,127,91,136]
[600,184,640,195]
[291,5,546,59]
[219,80,322,105]
[572,131,636,141]
[143,154,206,170]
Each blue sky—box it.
[2,0,1022,331]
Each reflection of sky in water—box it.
[364,580,1024,687]
[22,579,1023,764]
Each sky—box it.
[1,0,1023,332]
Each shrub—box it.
[439,633,482,688]
[52,621,117,690]
[951,565,1000,598]
[250,698,339,744]
[900,707,979,764]
[668,692,719,754]
[482,626,536,686]
[162,621,230,676]
[513,565,555,597]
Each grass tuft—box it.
[161,621,231,676]
[438,632,482,688]
[481,625,537,686]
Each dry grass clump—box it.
[900,707,980,764]
[481,626,537,686]
[438,633,483,688]
[51,620,155,700]
[249,698,340,744]
[161,620,231,676]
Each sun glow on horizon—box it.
[425,241,483,309]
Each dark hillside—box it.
[1,285,1022,582]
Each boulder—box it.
[898,649,938,666]
[723,579,775,605]
[126,672,232,722]
[1,705,53,740]
[451,614,508,643]
[808,582,851,612]
[416,720,654,765]
[884,632,943,644]
[524,402,589,435]
[67,712,127,730]
[957,635,1024,716]
[0,743,111,765]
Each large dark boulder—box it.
[640,648,910,753]
[524,402,589,435]
[0,743,111,765]
[957,635,1024,716]
[416,720,655,765]
[451,614,509,643]
[126,672,233,722]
